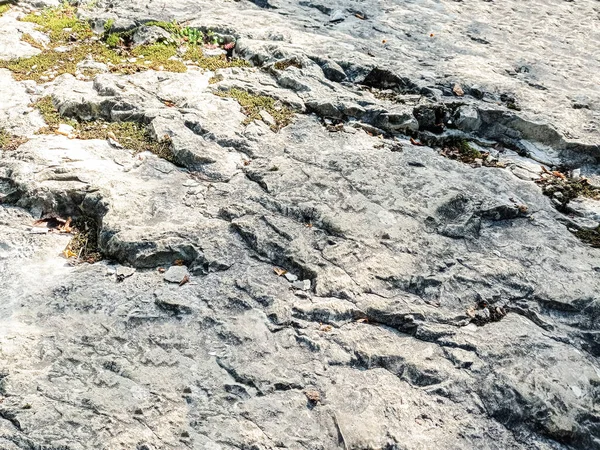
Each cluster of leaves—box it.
[0,129,28,150]
[215,88,295,131]
[34,96,175,162]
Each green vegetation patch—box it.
[215,88,295,131]
[0,4,11,17]
[1,4,251,83]
[183,46,249,71]
[22,3,92,43]
[0,129,28,150]
[132,43,186,72]
[439,139,505,167]
[34,96,175,163]
[0,41,121,82]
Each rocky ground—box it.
[0,0,599,449]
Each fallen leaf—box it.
[62,248,77,259]
[273,267,287,277]
[452,83,464,97]
[319,324,332,332]
[163,100,176,108]
[552,171,567,180]
[356,318,368,323]
[382,39,387,44]
[174,259,184,266]
[157,267,166,273]
[355,13,365,20]
[179,274,190,286]
[430,33,435,37]
[410,137,423,146]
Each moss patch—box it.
[216,88,295,131]
[132,43,186,72]
[22,3,92,43]
[183,46,249,71]
[0,4,11,17]
[573,227,600,248]
[1,5,251,82]
[0,41,121,82]
[34,96,175,162]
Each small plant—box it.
[0,4,11,17]
[181,27,203,46]
[104,18,114,32]
[105,32,121,48]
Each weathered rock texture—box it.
[0,1,599,449]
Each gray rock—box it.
[164,265,190,283]
[132,26,173,47]
[0,0,599,449]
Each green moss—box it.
[208,73,224,84]
[34,96,175,162]
[184,46,249,70]
[0,4,11,17]
[132,43,186,72]
[22,3,92,43]
[215,88,295,131]
[0,41,121,82]
[146,20,181,35]
[457,140,482,160]
[105,32,121,48]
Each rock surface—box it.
[0,1,599,449]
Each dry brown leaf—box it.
[319,324,333,332]
[452,84,465,97]
[62,248,77,259]
[356,318,368,323]
[179,274,190,286]
[273,267,287,277]
[410,137,423,146]
[552,171,567,180]
[174,259,184,266]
